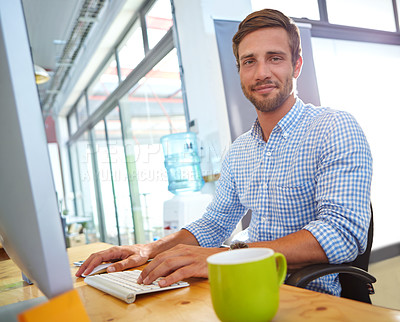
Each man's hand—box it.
[75,244,151,277]
[137,244,227,287]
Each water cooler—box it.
[161,132,213,235]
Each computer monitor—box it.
[0,0,73,300]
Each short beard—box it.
[241,77,293,113]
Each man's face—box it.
[238,27,301,113]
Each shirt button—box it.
[266,151,272,157]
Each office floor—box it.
[369,256,400,311]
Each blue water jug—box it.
[161,132,204,195]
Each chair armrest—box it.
[285,264,376,289]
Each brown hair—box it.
[232,9,302,70]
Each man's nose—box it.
[255,61,272,81]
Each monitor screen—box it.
[0,0,73,299]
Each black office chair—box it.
[285,204,376,303]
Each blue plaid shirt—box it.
[185,99,372,296]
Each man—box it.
[76,9,372,296]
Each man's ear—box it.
[293,56,303,79]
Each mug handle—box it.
[273,252,287,285]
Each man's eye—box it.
[243,60,254,66]
[271,57,282,62]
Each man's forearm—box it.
[248,229,328,270]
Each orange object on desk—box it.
[18,289,89,322]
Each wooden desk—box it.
[1,243,400,321]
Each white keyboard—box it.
[84,270,190,304]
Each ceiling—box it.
[22,0,87,107]
[22,0,85,74]
[22,0,129,114]
[21,0,145,114]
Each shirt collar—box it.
[250,98,305,141]
[250,119,264,142]
[276,98,304,138]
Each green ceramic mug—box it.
[207,248,287,322]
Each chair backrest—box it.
[339,203,374,303]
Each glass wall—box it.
[119,47,186,242]
[120,49,186,141]
[251,0,320,20]
[326,0,397,31]
[87,57,119,116]
[76,95,88,127]
[118,20,145,82]
[68,110,78,135]
[104,107,136,245]
[92,120,121,245]
[145,0,173,50]
[65,0,187,245]
[69,131,90,217]
[68,131,100,242]
[252,0,399,31]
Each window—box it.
[118,20,145,81]
[398,0,400,28]
[145,0,173,50]
[92,120,121,244]
[73,132,96,218]
[104,107,136,245]
[326,0,397,31]
[65,0,187,245]
[87,57,119,115]
[76,95,88,127]
[120,49,186,140]
[68,131,100,242]
[251,0,320,20]
[68,110,78,136]
[118,48,187,241]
